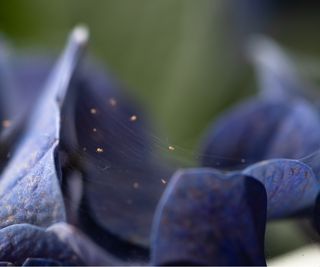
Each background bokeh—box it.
[1,0,320,259]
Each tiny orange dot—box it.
[130,115,137,122]
[109,98,117,107]
[90,108,97,114]
[2,120,11,128]
[96,147,104,153]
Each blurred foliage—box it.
[0,0,250,159]
[1,0,320,259]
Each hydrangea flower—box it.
[0,26,320,266]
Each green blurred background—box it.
[0,0,246,154]
[1,0,320,259]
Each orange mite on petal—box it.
[96,147,104,153]
[2,120,11,128]
[109,98,117,107]
[130,115,137,122]
[90,108,97,114]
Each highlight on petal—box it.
[151,168,267,266]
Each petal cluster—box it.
[0,28,320,266]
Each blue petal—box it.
[22,258,62,266]
[266,98,320,159]
[248,36,317,101]
[48,222,122,266]
[0,224,82,265]
[200,37,320,170]
[243,158,320,218]
[0,27,87,228]
[71,62,173,247]
[151,168,267,266]
[200,98,290,169]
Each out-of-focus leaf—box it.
[151,168,267,266]
[0,27,87,228]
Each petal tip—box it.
[71,24,89,46]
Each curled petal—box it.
[243,159,319,218]
[0,26,87,228]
